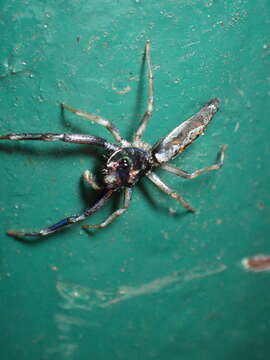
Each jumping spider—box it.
[0,41,227,237]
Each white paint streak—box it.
[57,263,226,311]
[47,313,96,357]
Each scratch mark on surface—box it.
[57,263,226,311]
[242,255,270,272]
[47,343,78,357]
[234,122,240,132]
[179,51,196,62]
[55,313,92,328]
[183,41,201,48]
[111,81,131,95]
[85,36,100,52]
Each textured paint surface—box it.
[1,1,270,359]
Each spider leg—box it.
[161,144,228,179]
[146,172,195,212]
[83,170,102,191]
[7,190,114,238]
[82,187,132,229]
[133,40,154,143]
[61,103,127,145]
[0,133,119,151]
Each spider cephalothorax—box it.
[0,41,227,238]
[104,147,153,188]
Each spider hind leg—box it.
[161,144,228,179]
[146,172,195,212]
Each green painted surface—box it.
[1,0,270,359]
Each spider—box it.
[0,41,227,237]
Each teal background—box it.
[1,0,270,359]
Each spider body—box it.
[0,41,227,238]
[104,147,153,188]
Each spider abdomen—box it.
[152,98,219,164]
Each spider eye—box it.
[118,157,130,169]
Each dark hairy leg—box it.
[7,190,114,237]
[82,187,132,229]
[0,133,118,151]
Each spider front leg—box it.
[82,187,132,229]
[133,40,154,143]
[61,103,127,146]
[146,172,195,212]
[7,190,114,238]
[0,133,119,151]
[161,144,228,179]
